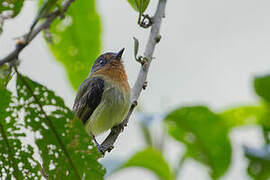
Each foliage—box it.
[0,0,25,33]
[48,0,101,90]
[119,147,174,180]
[220,105,265,127]
[127,0,150,13]
[254,75,270,103]
[244,145,270,180]
[0,83,41,179]
[165,106,231,179]
[0,0,24,17]
[242,75,270,180]
[16,73,105,179]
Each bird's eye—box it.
[99,59,106,66]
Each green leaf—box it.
[120,147,174,180]
[165,106,232,179]
[0,86,40,179]
[48,0,101,90]
[0,64,11,88]
[254,75,270,103]
[0,0,24,18]
[127,0,150,13]
[244,145,270,180]
[0,0,24,35]
[220,105,266,127]
[16,73,105,179]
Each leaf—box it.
[165,106,232,179]
[0,64,11,88]
[48,0,101,90]
[120,147,174,180]
[220,105,266,127]
[244,145,270,180]
[16,73,105,179]
[0,0,24,35]
[0,0,24,18]
[127,0,150,13]
[254,75,270,103]
[133,37,139,60]
[0,85,41,179]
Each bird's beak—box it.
[115,48,125,60]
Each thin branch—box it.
[15,69,81,179]
[101,0,167,153]
[0,0,74,66]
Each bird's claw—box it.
[96,144,105,155]
[92,136,105,155]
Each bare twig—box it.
[0,0,74,66]
[101,0,167,153]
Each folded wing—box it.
[72,77,105,124]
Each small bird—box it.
[72,48,131,154]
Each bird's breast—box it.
[85,80,131,136]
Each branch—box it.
[101,0,167,153]
[0,0,74,66]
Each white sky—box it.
[1,0,270,179]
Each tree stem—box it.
[101,0,168,154]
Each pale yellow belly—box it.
[85,86,130,136]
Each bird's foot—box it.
[92,136,105,156]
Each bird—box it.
[72,48,131,154]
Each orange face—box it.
[91,49,125,74]
[91,49,130,92]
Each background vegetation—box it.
[0,0,270,179]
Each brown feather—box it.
[91,60,130,92]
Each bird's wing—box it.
[72,77,105,124]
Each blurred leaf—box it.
[120,147,174,180]
[0,0,24,35]
[244,145,270,180]
[127,0,150,13]
[0,64,11,87]
[16,73,105,179]
[165,106,232,179]
[220,105,265,127]
[0,0,24,18]
[48,0,101,90]
[0,84,41,179]
[254,75,270,103]
[139,121,153,146]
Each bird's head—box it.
[91,48,125,74]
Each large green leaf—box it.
[127,0,150,13]
[119,147,174,180]
[0,85,40,179]
[165,106,232,179]
[220,105,265,127]
[254,75,270,103]
[16,73,105,179]
[48,0,101,90]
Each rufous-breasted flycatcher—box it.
[72,48,131,154]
